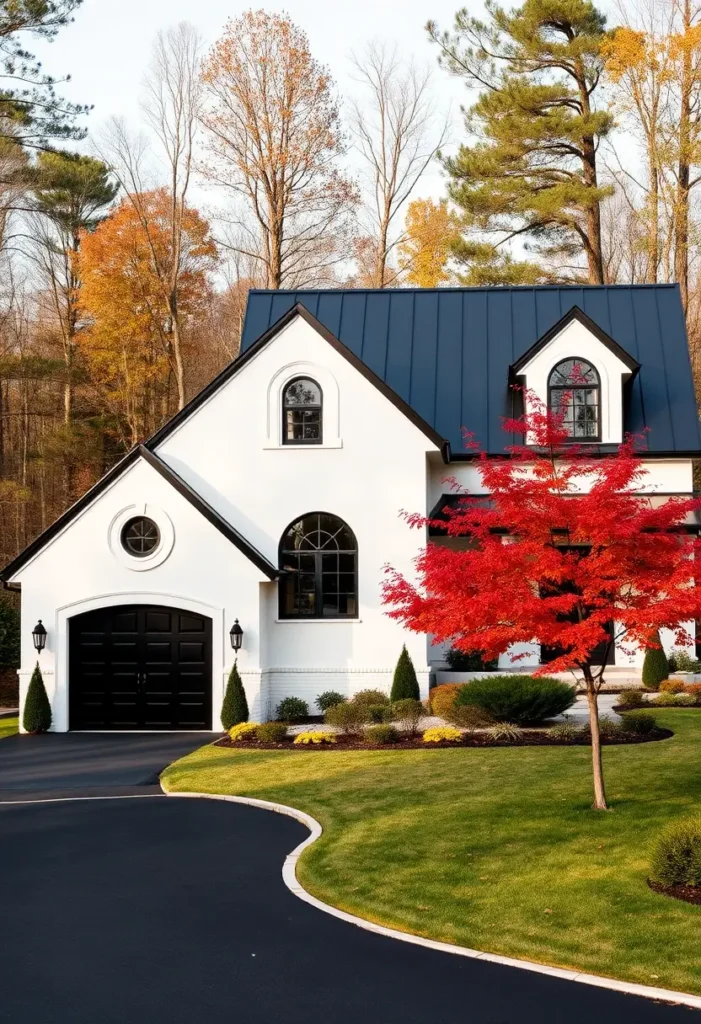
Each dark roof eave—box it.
[510,305,641,376]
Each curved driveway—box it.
[0,736,697,1023]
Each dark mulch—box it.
[215,728,673,752]
[648,878,701,906]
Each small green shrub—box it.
[549,719,580,742]
[675,692,697,706]
[486,722,523,743]
[642,635,669,690]
[653,692,684,707]
[390,645,419,701]
[256,722,288,743]
[22,663,51,734]
[221,662,249,729]
[315,691,346,713]
[351,689,389,708]
[390,697,424,735]
[597,716,624,740]
[620,709,657,735]
[618,688,645,709]
[445,647,498,672]
[445,703,493,732]
[364,724,400,746]
[324,701,369,734]
[667,649,700,674]
[367,703,390,723]
[275,696,309,722]
[453,675,576,724]
[651,817,701,888]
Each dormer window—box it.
[282,377,322,444]
[548,359,600,441]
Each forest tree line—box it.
[0,0,700,574]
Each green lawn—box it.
[0,715,18,739]
[162,710,701,995]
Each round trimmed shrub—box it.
[390,645,419,701]
[256,722,288,743]
[293,731,336,745]
[351,689,389,708]
[651,817,701,888]
[430,683,464,719]
[620,709,657,735]
[642,636,669,690]
[364,724,400,746]
[390,697,424,735]
[315,690,346,713]
[659,679,686,694]
[617,688,645,709]
[367,703,390,723]
[653,692,684,707]
[445,703,493,732]
[275,696,309,722]
[452,675,576,725]
[324,701,369,734]
[229,722,259,742]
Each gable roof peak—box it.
[510,305,640,377]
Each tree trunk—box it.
[583,665,608,811]
[575,59,605,284]
[675,0,692,312]
[647,167,659,284]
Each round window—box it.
[120,516,160,558]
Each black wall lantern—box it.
[229,619,243,653]
[32,620,47,653]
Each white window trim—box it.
[108,503,175,571]
[264,360,342,449]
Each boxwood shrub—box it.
[452,674,576,725]
[651,817,701,888]
[275,696,309,722]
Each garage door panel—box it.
[69,605,212,730]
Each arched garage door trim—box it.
[55,594,223,733]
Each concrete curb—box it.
[161,785,701,1012]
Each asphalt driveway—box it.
[0,735,697,1022]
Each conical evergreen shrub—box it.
[390,645,420,701]
[23,663,51,733]
[221,661,249,729]
[642,633,670,690]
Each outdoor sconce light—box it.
[32,620,47,653]
[229,619,243,653]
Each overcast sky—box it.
[33,0,477,201]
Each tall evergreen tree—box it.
[428,0,613,284]
[221,662,249,729]
[23,663,51,733]
[0,1,89,151]
[390,646,420,702]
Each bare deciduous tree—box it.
[199,10,358,290]
[348,42,449,288]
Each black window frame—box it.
[547,358,601,442]
[278,512,358,620]
[282,376,323,445]
[120,515,161,558]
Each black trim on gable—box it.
[146,303,450,460]
[1,446,279,583]
[510,306,640,378]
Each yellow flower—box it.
[422,726,462,744]
[293,730,336,745]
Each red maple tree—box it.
[383,393,701,809]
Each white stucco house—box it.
[3,284,700,732]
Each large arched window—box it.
[548,359,601,440]
[282,377,322,444]
[279,513,357,619]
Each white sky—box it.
[33,0,476,202]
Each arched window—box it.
[548,359,600,440]
[279,513,357,619]
[282,377,322,444]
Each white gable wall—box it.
[151,314,438,715]
[11,457,269,730]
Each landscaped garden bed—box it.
[647,879,701,906]
[162,709,701,996]
[214,727,673,750]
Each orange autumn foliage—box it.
[77,190,217,446]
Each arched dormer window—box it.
[279,513,357,619]
[282,377,322,444]
[548,359,600,440]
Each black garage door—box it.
[69,605,212,730]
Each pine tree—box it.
[642,632,669,690]
[390,645,420,702]
[221,662,249,729]
[23,663,52,733]
[428,0,613,284]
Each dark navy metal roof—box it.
[241,285,701,455]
